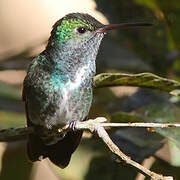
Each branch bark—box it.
[74,118,173,180]
[0,117,177,179]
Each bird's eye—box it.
[75,27,87,34]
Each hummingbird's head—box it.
[48,13,105,48]
[48,13,151,49]
[46,13,108,69]
[46,13,152,67]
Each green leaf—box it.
[94,73,180,93]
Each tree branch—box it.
[1,120,180,142]
[98,122,180,128]
[0,117,177,179]
[0,126,33,142]
[94,72,180,94]
[74,118,173,180]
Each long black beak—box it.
[96,22,152,33]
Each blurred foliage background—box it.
[0,0,180,179]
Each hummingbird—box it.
[22,13,151,168]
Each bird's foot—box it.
[68,121,77,131]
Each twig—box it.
[0,118,176,179]
[75,118,173,180]
[0,127,33,142]
[94,72,180,94]
[99,122,180,128]
[1,120,180,142]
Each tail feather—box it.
[27,131,83,168]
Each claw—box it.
[68,121,77,131]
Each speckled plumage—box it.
[23,13,105,167]
[23,12,151,168]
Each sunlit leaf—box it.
[94,73,180,93]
